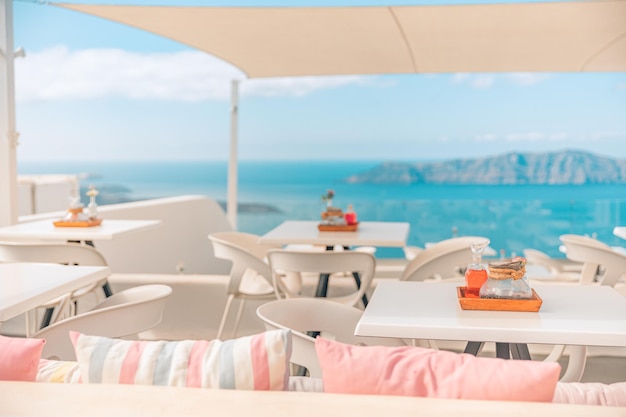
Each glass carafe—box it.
[479,257,532,299]
[464,239,490,298]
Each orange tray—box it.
[53,218,103,228]
[318,222,359,232]
[457,287,542,312]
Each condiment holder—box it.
[53,186,102,228]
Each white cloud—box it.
[474,133,498,142]
[451,73,470,84]
[547,132,568,141]
[592,131,626,140]
[507,73,550,86]
[450,73,494,88]
[242,75,375,97]
[475,132,574,143]
[471,75,495,89]
[502,131,626,143]
[506,132,546,142]
[15,46,380,102]
[451,72,550,89]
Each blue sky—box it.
[12,0,626,162]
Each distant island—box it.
[345,150,626,185]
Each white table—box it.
[259,220,410,248]
[356,281,626,376]
[0,219,161,243]
[0,263,111,325]
[0,219,160,298]
[260,220,410,302]
[356,281,626,346]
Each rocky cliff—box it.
[345,150,626,185]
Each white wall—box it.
[17,175,79,216]
[97,195,234,275]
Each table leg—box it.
[102,282,113,297]
[296,365,308,377]
[464,341,484,355]
[465,341,531,360]
[351,272,368,307]
[40,308,54,329]
[510,343,532,360]
[495,343,511,359]
[314,246,368,306]
[315,274,330,298]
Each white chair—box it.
[400,236,490,282]
[209,232,282,340]
[33,284,172,361]
[540,234,626,382]
[522,248,582,282]
[403,245,424,261]
[256,298,408,377]
[0,241,111,332]
[559,234,626,286]
[267,249,375,308]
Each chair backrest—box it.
[523,248,562,275]
[34,284,173,361]
[400,236,489,282]
[559,234,625,286]
[256,298,406,378]
[403,246,424,261]
[209,232,280,294]
[266,249,376,307]
[0,241,108,266]
[559,234,608,249]
[522,248,583,282]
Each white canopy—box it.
[2,1,625,227]
[56,1,626,76]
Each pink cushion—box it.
[315,338,561,402]
[0,334,46,381]
[70,329,292,390]
[554,382,626,407]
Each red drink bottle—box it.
[464,239,490,298]
[344,204,357,225]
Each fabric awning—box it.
[56,1,626,78]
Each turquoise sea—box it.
[18,160,626,259]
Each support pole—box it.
[226,79,239,230]
[0,0,19,226]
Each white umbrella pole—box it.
[226,79,239,230]
[0,0,18,226]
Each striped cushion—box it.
[37,359,82,384]
[69,330,291,390]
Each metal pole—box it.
[226,79,239,230]
[0,0,19,226]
